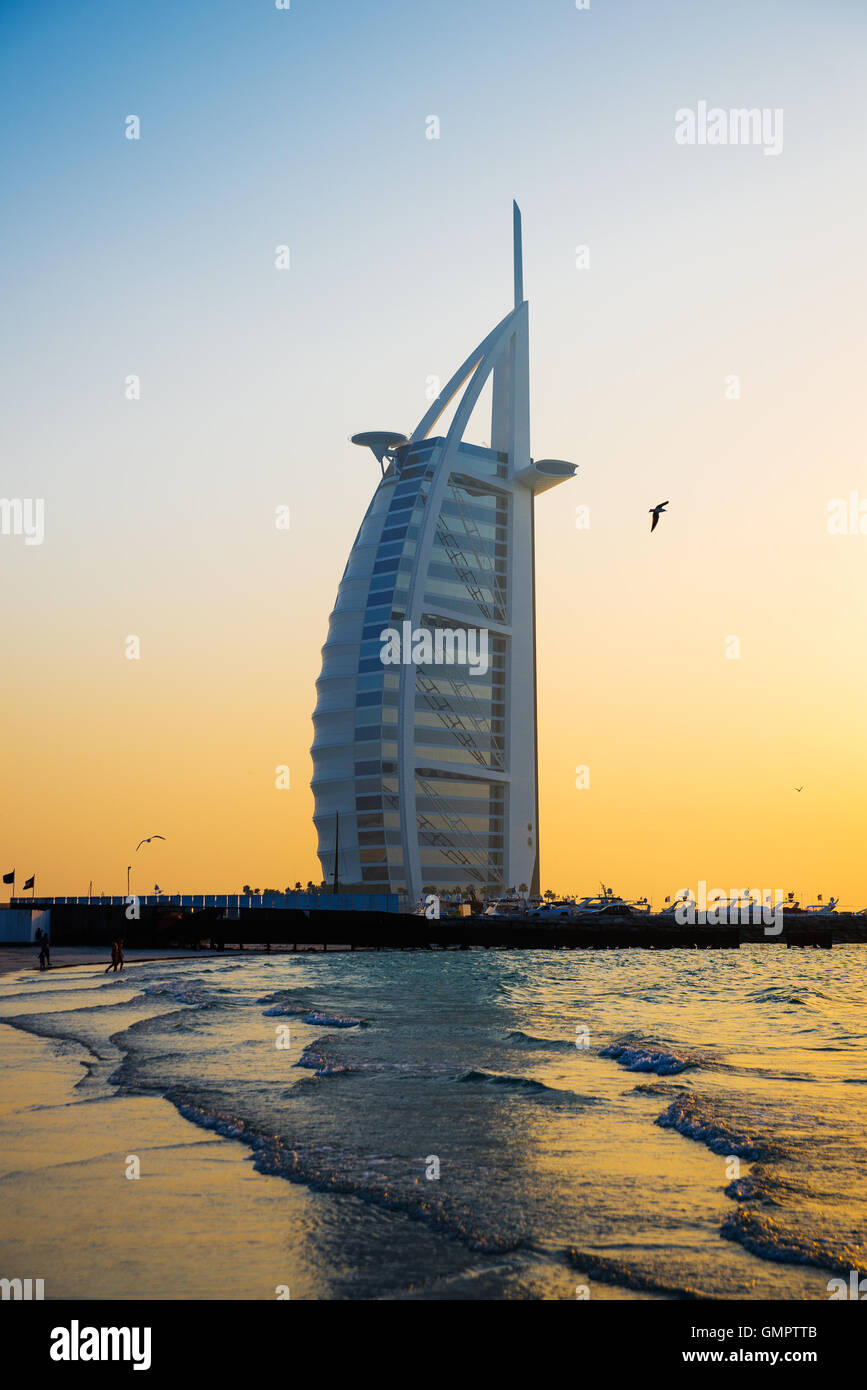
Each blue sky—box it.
[2,0,866,897]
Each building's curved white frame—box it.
[311,205,575,902]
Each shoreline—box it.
[0,1020,328,1299]
[0,945,356,977]
[0,946,221,977]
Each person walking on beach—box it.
[38,935,50,971]
[105,941,118,974]
[115,939,124,972]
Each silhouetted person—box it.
[116,940,124,972]
[38,936,50,971]
[105,941,118,974]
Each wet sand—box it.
[0,1017,328,1299]
[0,946,218,977]
[0,946,350,977]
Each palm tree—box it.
[518,883,529,894]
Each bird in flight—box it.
[794,786,804,792]
[649,501,669,533]
[136,835,166,851]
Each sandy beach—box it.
[0,946,220,977]
[0,984,330,1299]
[2,947,865,1300]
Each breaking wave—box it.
[655,1093,779,1161]
[170,1095,522,1254]
[505,1029,575,1052]
[567,1248,702,1299]
[601,1041,696,1075]
[721,1207,867,1279]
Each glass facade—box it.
[333,440,512,895]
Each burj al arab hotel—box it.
[311,206,576,904]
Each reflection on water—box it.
[0,946,864,1299]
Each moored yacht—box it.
[803,894,839,916]
[572,886,635,918]
[483,896,529,919]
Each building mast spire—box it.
[513,200,524,308]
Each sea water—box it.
[0,947,864,1300]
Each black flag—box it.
[23,875,35,890]
[2,870,13,885]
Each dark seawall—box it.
[12,902,866,950]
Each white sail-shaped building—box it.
[311,205,575,903]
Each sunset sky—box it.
[1,0,865,905]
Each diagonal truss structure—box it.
[311,205,576,902]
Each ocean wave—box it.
[747,985,833,1009]
[721,1207,867,1279]
[134,980,213,1009]
[257,989,313,1008]
[567,1248,702,1299]
[297,1064,356,1082]
[257,990,362,1026]
[655,1093,778,1161]
[295,1041,336,1071]
[505,1029,575,1052]
[169,1097,521,1254]
[456,1070,599,1107]
[600,1042,696,1075]
[293,1039,457,1080]
[722,1167,797,1206]
[457,1069,555,1091]
[303,1012,363,1028]
[725,1174,768,1203]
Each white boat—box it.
[803,895,839,916]
[483,896,528,919]
[572,887,635,918]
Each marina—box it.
[2,896,860,954]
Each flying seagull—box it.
[136,835,166,852]
[794,786,804,792]
[649,501,669,533]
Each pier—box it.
[4,901,863,951]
